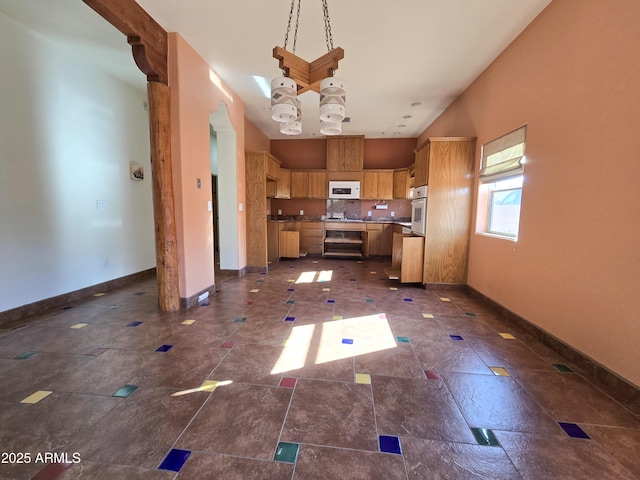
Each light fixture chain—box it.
[322,0,334,52]
[292,0,301,53]
[283,0,295,50]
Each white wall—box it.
[0,12,156,312]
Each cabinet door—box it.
[362,171,378,199]
[279,231,300,258]
[326,138,344,171]
[308,171,327,198]
[393,169,409,199]
[380,223,393,255]
[414,143,430,186]
[377,171,394,200]
[342,137,364,171]
[290,171,309,198]
[276,168,291,198]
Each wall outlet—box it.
[299,210,304,215]
[239,203,243,211]
[390,211,395,217]
[96,200,106,210]
[367,211,372,217]
[207,201,212,211]
[277,209,282,215]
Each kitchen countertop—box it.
[268,216,411,228]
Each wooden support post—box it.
[147,81,180,312]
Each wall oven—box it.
[411,185,428,235]
[328,181,360,199]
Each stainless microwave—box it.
[328,181,360,199]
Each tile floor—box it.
[1,257,639,479]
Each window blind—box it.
[479,125,526,181]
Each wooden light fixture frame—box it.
[273,46,344,94]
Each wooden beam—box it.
[147,82,180,312]
[83,0,168,84]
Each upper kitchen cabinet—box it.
[290,170,327,199]
[414,142,430,186]
[393,168,411,199]
[276,168,291,199]
[326,135,364,172]
[419,137,476,285]
[362,170,394,200]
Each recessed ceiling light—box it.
[411,102,422,107]
[403,115,412,119]
[308,132,317,136]
[397,124,406,128]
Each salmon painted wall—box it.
[169,33,247,299]
[363,138,416,168]
[418,0,640,386]
[271,139,326,169]
[245,117,270,152]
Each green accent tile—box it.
[274,442,299,463]
[365,299,375,303]
[234,317,247,323]
[15,351,37,360]
[396,336,410,343]
[286,300,295,305]
[553,363,574,372]
[471,427,500,446]
[465,312,477,317]
[113,384,138,398]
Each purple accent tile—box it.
[221,341,235,349]
[287,288,295,292]
[403,298,413,302]
[379,435,402,454]
[155,344,173,352]
[558,422,590,439]
[327,299,335,304]
[260,272,267,275]
[61,306,73,310]
[87,348,108,357]
[127,321,143,327]
[449,335,464,341]
[289,265,295,268]
[199,302,210,306]
[280,377,297,388]
[425,370,441,380]
[350,278,356,282]
[342,338,354,345]
[158,448,191,472]
[285,316,296,322]
[134,292,145,296]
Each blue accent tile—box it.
[113,384,138,398]
[156,344,173,352]
[199,302,210,306]
[559,422,590,439]
[233,317,247,323]
[274,442,299,463]
[15,351,37,360]
[158,448,191,472]
[396,336,410,343]
[127,321,143,327]
[327,299,335,304]
[285,316,296,322]
[449,335,464,341]
[379,435,402,454]
[342,338,354,345]
[403,298,413,302]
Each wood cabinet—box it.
[276,168,291,199]
[393,168,411,199]
[279,231,300,258]
[362,170,394,200]
[365,223,393,256]
[323,222,364,257]
[326,135,364,172]
[291,170,327,198]
[419,137,476,285]
[245,151,281,269]
[414,143,430,187]
[384,233,424,283]
[267,221,280,264]
[300,222,324,255]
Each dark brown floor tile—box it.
[496,430,638,480]
[58,461,176,479]
[512,369,640,427]
[582,425,640,478]
[385,316,449,345]
[70,386,208,469]
[275,342,355,382]
[354,343,423,378]
[227,319,293,345]
[294,444,406,480]
[443,372,560,434]
[281,379,378,451]
[402,436,522,479]
[469,336,556,371]
[210,343,285,385]
[177,452,294,480]
[176,382,291,459]
[434,314,501,337]
[372,375,476,444]
[412,339,492,375]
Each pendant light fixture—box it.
[271,0,346,136]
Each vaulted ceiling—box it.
[0,0,551,139]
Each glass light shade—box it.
[271,77,297,122]
[320,120,342,136]
[319,77,346,122]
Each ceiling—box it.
[0,0,551,140]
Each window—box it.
[478,126,526,239]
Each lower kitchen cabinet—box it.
[300,222,324,255]
[385,233,424,283]
[365,223,393,256]
[279,231,300,258]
